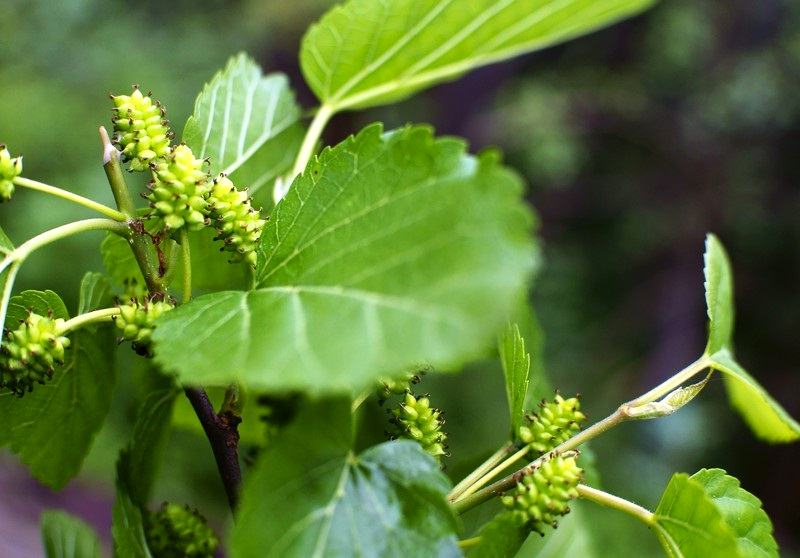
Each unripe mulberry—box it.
[146,144,211,232]
[376,369,423,404]
[206,175,266,267]
[110,86,173,171]
[500,453,583,534]
[0,144,22,202]
[387,391,448,458]
[144,503,219,558]
[114,298,175,356]
[518,393,585,455]
[0,312,70,396]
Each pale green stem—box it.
[100,127,138,219]
[289,104,335,181]
[458,537,482,550]
[0,262,21,333]
[351,388,373,413]
[449,442,517,502]
[60,307,121,334]
[180,229,192,303]
[452,358,714,514]
[13,176,126,221]
[577,484,655,526]
[453,444,531,503]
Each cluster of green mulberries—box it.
[0,311,70,396]
[500,453,584,534]
[0,144,22,202]
[387,391,448,459]
[205,175,266,267]
[114,298,175,356]
[110,86,173,171]
[144,503,219,558]
[146,144,211,233]
[518,393,586,455]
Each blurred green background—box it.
[1,0,798,556]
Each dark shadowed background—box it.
[1,0,798,556]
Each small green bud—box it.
[518,393,586,455]
[206,175,266,267]
[376,369,424,403]
[145,503,218,558]
[114,298,175,356]
[0,145,23,202]
[110,86,173,171]
[0,311,70,396]
[500,453,583,534]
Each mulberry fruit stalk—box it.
[146,144,211,233]
[500,453,584,534]
[0,312,70,396]
[0,144,22,202]
[110,86,173,171]
[206,175,266,267]
[144,503,219,558]
[518,393,586,455]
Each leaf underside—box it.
[301,0,657,111]
[153,124,538,394]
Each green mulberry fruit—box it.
[144,503,219,558]
[500,453,583,534]
[146,143,211,233]
[0,311,70,396]
[518,393,586,455]
[376,368,424,404]
[206,175,266,267]
[110,86,173,171]
[0,144,22,202]
[387,391,448,459]
[115,298,175,356]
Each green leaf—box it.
[301,0,656,111]
[117,388,179,506]
[152,124,537,393]
[709,350,800,442]
[691,469,778,558]
[78,272,113,315]
[701,234,800,442]
[41,510,102,558]
[499,323,531,437]
[0,290,117,488]
[183,52,303,201]
[653,469,778,558]
[101,231,146,292]
[112,487,153,558]
[653,471,740,558]
[513,505,597,558]
[469,512,529,558]
[703,234,734,354]
[230,398,459,557]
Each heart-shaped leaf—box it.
[301,0,656,111]
[153,124,537,393]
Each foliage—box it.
[0,0,797,556]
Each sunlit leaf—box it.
[301,0,656,111]
[499,323,531,437]
[653,469,777,558]
[701,234,800,442]
[153,125,537,393]
[41,510,102,558]
[230,398,459,557]
[0,290,116,488]
[183,52,303,203]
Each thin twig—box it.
[183,387,242,512]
